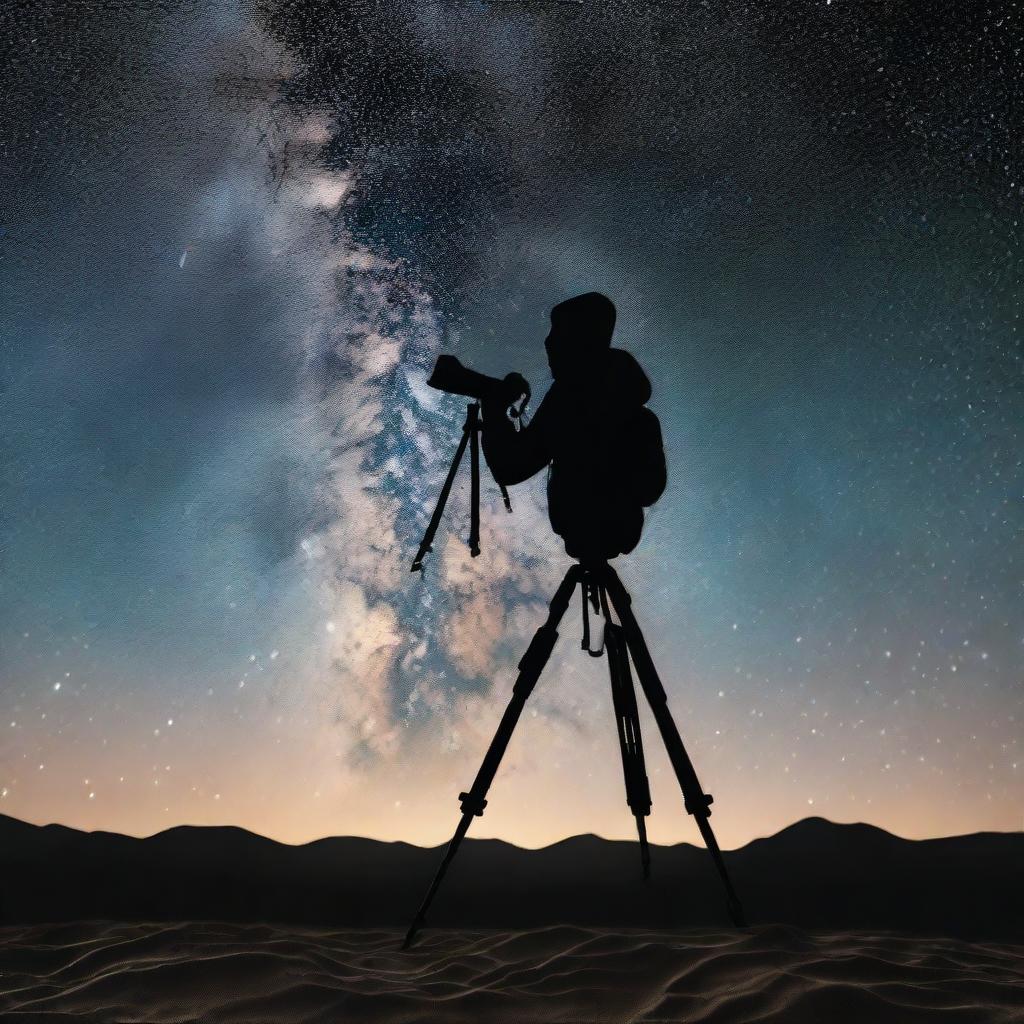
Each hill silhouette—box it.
[1,814,1020,939]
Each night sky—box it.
[1,1,1020,849]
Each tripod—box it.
[411,403,512,573]
[402,560,746,948]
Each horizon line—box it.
[3,811,1021,854]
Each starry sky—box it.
[1,0,1020,850]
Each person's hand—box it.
[497,372,530,415]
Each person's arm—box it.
[480,384,554,486]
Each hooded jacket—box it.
[481,347,666,562]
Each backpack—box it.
[545,360,667,561]
[620,405,667,508]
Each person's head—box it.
[545,291,616,382]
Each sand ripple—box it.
[2,921,1023,1023]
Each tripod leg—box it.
[402,564,584,949]
[469,403,481,557]
[601,565,747,928]
[411,404,475,572]
[604,618,653,880]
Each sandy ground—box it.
[2,921,1023,1023]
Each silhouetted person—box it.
[480,292,667,562]
[405,293,745,949]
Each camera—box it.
[427,355,530,411]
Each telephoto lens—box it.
[426,355,503,399]
[427,355,530,413]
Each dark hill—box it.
[1,814,1020,939]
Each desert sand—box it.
[3,921,1024,1023]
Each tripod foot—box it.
[401,919,422,950]
[727,898,747,929]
